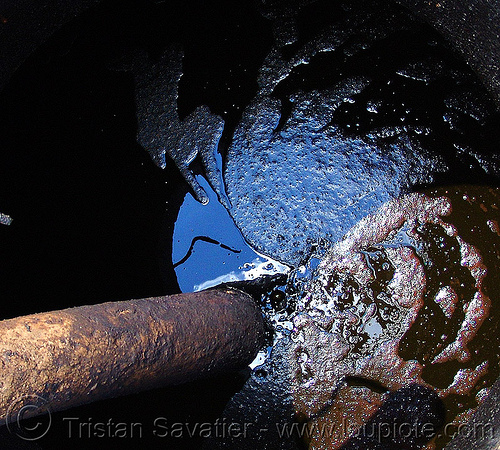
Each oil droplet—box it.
[434,286,458,318]
[0,213,12,226]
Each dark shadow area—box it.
[340,384,446,450]
[0,0,264,448]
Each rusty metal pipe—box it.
[0,288,266,425]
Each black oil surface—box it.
[0,0,499,449]
[224,0,500,266]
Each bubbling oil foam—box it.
[289,187,499,449]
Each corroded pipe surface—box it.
[0,288,265,424]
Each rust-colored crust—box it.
[0,288,265,424]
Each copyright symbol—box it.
[6,394,52,441]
